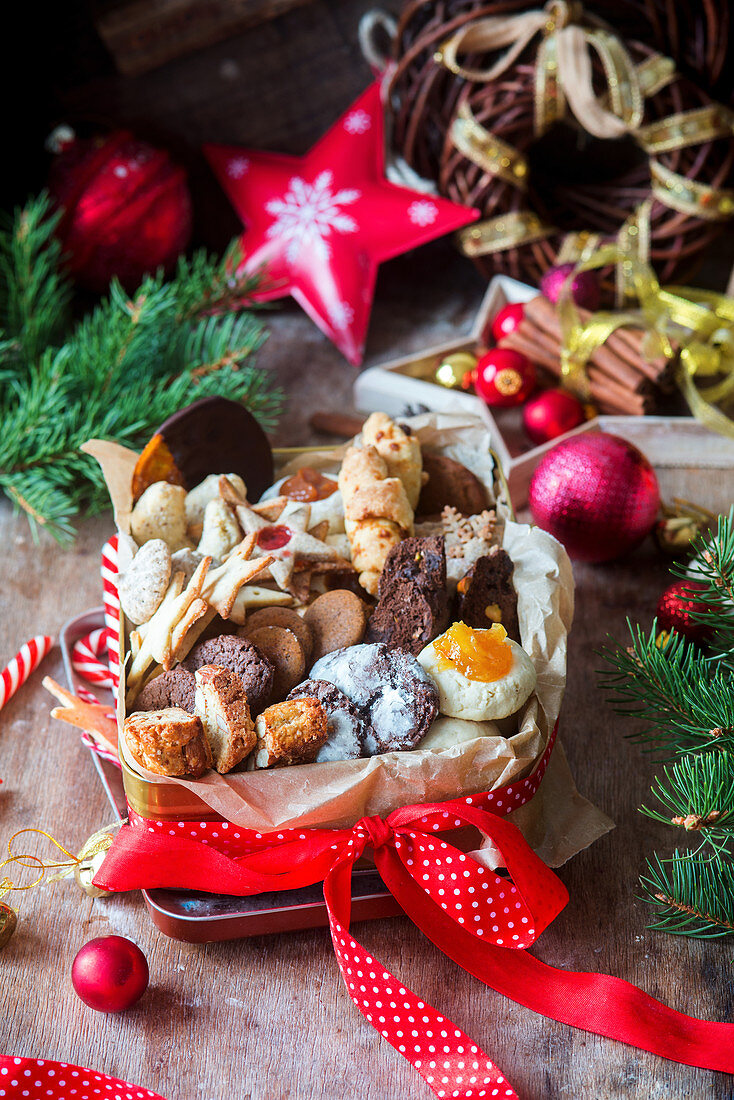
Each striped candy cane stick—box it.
[72,628,114,689]
[101,536,120,698]
[0,635,54,711]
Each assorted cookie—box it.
[417,622,536,722]
[182,635,274,716]
[456,549,520,643]
[365,535,450,656]
[121,407,537,779]
[287,679,368,762]
[310,643,439,755]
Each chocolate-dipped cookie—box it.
[132,396,274,503]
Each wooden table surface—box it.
[2,261,733,1100]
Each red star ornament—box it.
[204,83,479,364]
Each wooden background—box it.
[3,1,734,1097]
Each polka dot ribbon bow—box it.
[95,723,734,1100]
[0,1055,167,1100]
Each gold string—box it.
[0,826,117,900]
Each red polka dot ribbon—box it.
[94,723,734,1099]
[0,1055,167,1100]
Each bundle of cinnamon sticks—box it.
[498,295,676,415]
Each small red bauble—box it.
[72,935,149,1013]
[474,349,536,407]
[528,433,660,562]
[48,130,192,294]
[489,302,525,343]
[523,388,586,445]
[540,263,601,311]
[656,580,712,642]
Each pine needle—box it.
[674,509,734,667]
[640,752,734,853]
[640,851,734,938]
[597,622,734,757]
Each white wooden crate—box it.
[354,276,734,506]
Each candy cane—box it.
[101,536,120,697]
[72,628,114,689]
[0,635,54,712]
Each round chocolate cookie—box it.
[182,634,274,714]
[310,643,439,755]
[135,667,196,714]
[287,679,368,762]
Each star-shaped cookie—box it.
[235,499,341,590]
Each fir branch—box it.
[640,852,734,938]
[640,752,734,853]
[0,193,71,369]
[674,509,734,666]
[0,197,284,543]
[171,241,267,320]
[597,622,734,756]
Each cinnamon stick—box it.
[524,295,669,390]
[500,330,651,415]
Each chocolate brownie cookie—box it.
[136,667,196,715]
[456,550,520,643]
[376,535,446,598]
[182,634,274,714]
[365,536,450,655]
[287,679,368,761]
[310,643,439,755]
[365,588,449,657]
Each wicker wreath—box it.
[388,0,734,287]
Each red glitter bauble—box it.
[71,935,149,1013]
[489,302,525,343]
[656,580,712,642]
[48,130,192,294]
[523,388,586,445]
[528,433,660,562]
[474,349,536,407]
[540,263,601,311]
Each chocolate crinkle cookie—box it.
[310,643,439,755]
[182,634,274,715]
[136,667,197,715]
[365,535,450,656]
[287,679,368,761]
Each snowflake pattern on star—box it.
[228,157,250,179]
[265,171,360,262]
[344,109,372,135]
[329,300,355,330]
[408,200,439,227]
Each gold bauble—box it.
[0,903,17,949]
[434,351,478,389]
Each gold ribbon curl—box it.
[554,249,734,437]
